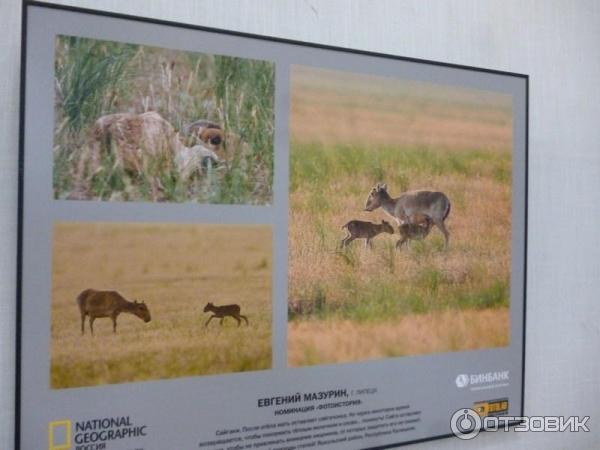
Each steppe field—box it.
[288,66,513,366]
[51,223,272,389]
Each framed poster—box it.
[17,2,528,449]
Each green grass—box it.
[55,36,137,132]
[289,142,511,194]
[288,275,510,323]
[288,142,512,324]
[53,35,274,204]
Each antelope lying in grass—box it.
[396,214,434,249]
[77,289,151,335]
[185,119,224,153]
[340,220,394,248]
[365,183,451,248]
[184,118,252,172]
[203,302,249,327]
[89,112,220,198]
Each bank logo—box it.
[455,370,509,390]
[450,408,481,440]
[49,419,71,450]
[455,374,469,388]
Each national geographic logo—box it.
[49,420,71,450]
[49,416,148,450]
[473,398,509,417]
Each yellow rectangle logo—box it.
[48,419,71,450]
[473,398,509,417]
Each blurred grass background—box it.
[288,66,513,366]
[53,35,274,203]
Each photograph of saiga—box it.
[53,35,274,204]
[51,222,272,389]
[288,65,513,366]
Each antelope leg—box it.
[434,220,450,249]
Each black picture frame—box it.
[17,2,528,449]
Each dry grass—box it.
[291,66,512,151]
[288,309,509,366]
[289,172,511,305]
[288,66,513,365]
[51,223,272,389]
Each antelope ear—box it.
[381,183,387,190]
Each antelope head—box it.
[185,120,224,155]
[132,300,151,323]
[364,183,389,211]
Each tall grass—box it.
[55,37,138,132]
[288,142,512,326]
[53,35,274,203]
[214,56,275,203]
[288,141,512,363]
[289,142,511,193]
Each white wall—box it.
[1,1,599,448]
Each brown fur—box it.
[185,120,254,170]
[93,112,185,173]
[185,119,224,155]
[340,219,395,248]
[87,112,220,199]
[77,289,151,335]
[396,214,434,249]
[203,302,249,327]
[364,183,451,248]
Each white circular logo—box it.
[455,374,469,388]
[450,408,481,440]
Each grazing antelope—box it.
[340,220,394,248]
[364,183,451,248]
[396,214,434,249]
[77,289,151,335]
[203,302,249,327]
[91,112,220,192]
